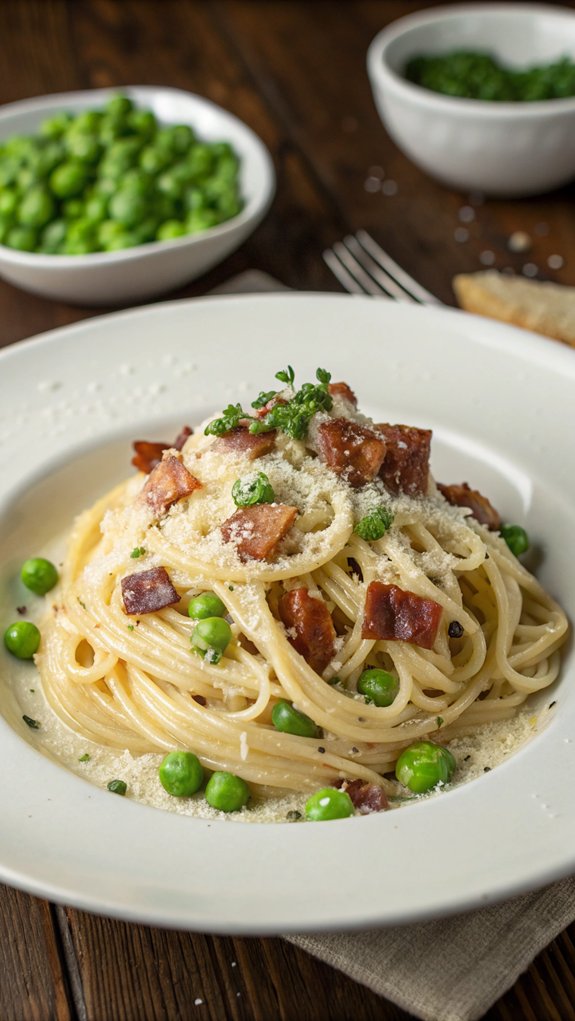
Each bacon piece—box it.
[121,566,179,615]
[362,581,442,649]
[214,426,277,460]
[143,454,202,516]
[278,587,336,674]
[336,778,388,814]
[255,395,287,419]
[375,423,432,496]
[131,426,193,474]
[316,417,387,487]
[328,381,358,407]
[220,504,297,561]
[437,482,502,531]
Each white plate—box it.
[0,293,573,933]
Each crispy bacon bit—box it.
[131,426,193,474]
[121,566,179,615]
[278,587,336,674]
[328,381,358,406]
[375,423,432,496]
[316,417,387,487]
[437,482,502,531]
[362,581,442,649]
[336,778,388,813]
[143,454,202,516]
[215,426,277,460]
[220,504,298,561]
[255,396,287,419]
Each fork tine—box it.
[323,241,391,297]
[343,234,417,302]
[356,229,442,305]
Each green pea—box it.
[62,198,84,220]
[500,524,529,557]
[71,110,103,134]
[40,219,67,254]
[84,193,109,223]
[5,225,37,251]
[357,668,398,707]
[0,189,18,218]
[17,187,55,228]
[3,621,41,659]
[66,132,101,164]
[127,108,157,138]
[186,143,215,181]
[305,787,355,821]
[40,112,73,138]
[186,208,221,233]
[139,145,172,175]
[204,770,249,812]
[271,700,319,738]
[395,741,456,794]
[156,219,187,241]
[232,471,275,507]
[102,231,140,252]
[109,189,149,228]
[159,750,204,797]
[168,124,196,153]
[191,616,232,663]
[49,160,88,198]
[20,557,59,595]
[188,592,227,620]
[105,94,135,120]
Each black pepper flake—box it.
[351,746,359,754]
[464,754,471,762]
[448,621,464,639]
[16,605,27,616]
[286,810,302,822]
[23,715,40,730]
[317,746,325,754]
[483,766,491,773]
[548,700,557,709]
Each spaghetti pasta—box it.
[36,369,568,808]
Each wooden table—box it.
[1,2,574,1019]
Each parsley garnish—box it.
[130,546,146,559]
[436,716,444,729]
[107,779,127,796]
[232,471,275,507]
[78,753,91,762]
[204,368,333,442]
[354,506,394,541]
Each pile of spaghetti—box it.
[37,367,568,802]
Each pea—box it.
[84,193,109,223]
[62,198,84,220]
[186,144,215,181]
[187,209,220,233]
[188,592,227,620]
[40,112,73,138]
[5,225,37,251]
[127,109,157,138]
[168,124,196,153]
[159,750,204,797]
[103,231,140,252]
[232,471,275,507]
[357,668,398,707]
[109,188,149,228]
[3,621,41,659]
[156,219,187,241]
[191,616,232,663]
[72,110,103,134]
[139,145,171,175]
[305,787,355,821]
[50,160,87,198]
[271,700,319,738]
[0,189,18,218]
[17,187,55,228]
[204,770,249,812]
[395,741,456,794]
[500,524,529,557]
[40,219,67,254]
[105,93,134,120]
[66,133,101,164]
[20,557,59,595]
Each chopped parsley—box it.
[232,471,275,507]
[205,368,333,441]
[354,506,394,541]
[436,716,444,729]
[130,546,146,559]
[107,779,127,795]
[78,753,91,762]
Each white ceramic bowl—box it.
[367,3,575,196]
[0,86,275,305]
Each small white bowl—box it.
[367,3,575,196]
[0,86,275,305]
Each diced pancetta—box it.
[121,566,180,615]
[278,587,336,674]
[328,381,358,406]
[437,482,502,531]
[336,778,388,813]
[142,454,202,516]
[375,423,432,496]
[214,426,277,460]
[220,503,298,561]
[361,581,442,649]
[316,417,387,487]
[131,426,193,473]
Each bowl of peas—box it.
[367,3,575,197]
[0,86,275,304]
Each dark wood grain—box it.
[1,2,575,1020]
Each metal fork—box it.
[323,229,442,305]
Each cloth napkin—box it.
[215,269,575,1021]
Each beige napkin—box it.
[216,270,575,1021]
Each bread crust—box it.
[453,271,575,347]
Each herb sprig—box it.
[205,368,333,441]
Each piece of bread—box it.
[453,270,575,347]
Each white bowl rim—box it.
[0,84,275,267]
[367,1,575,118]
